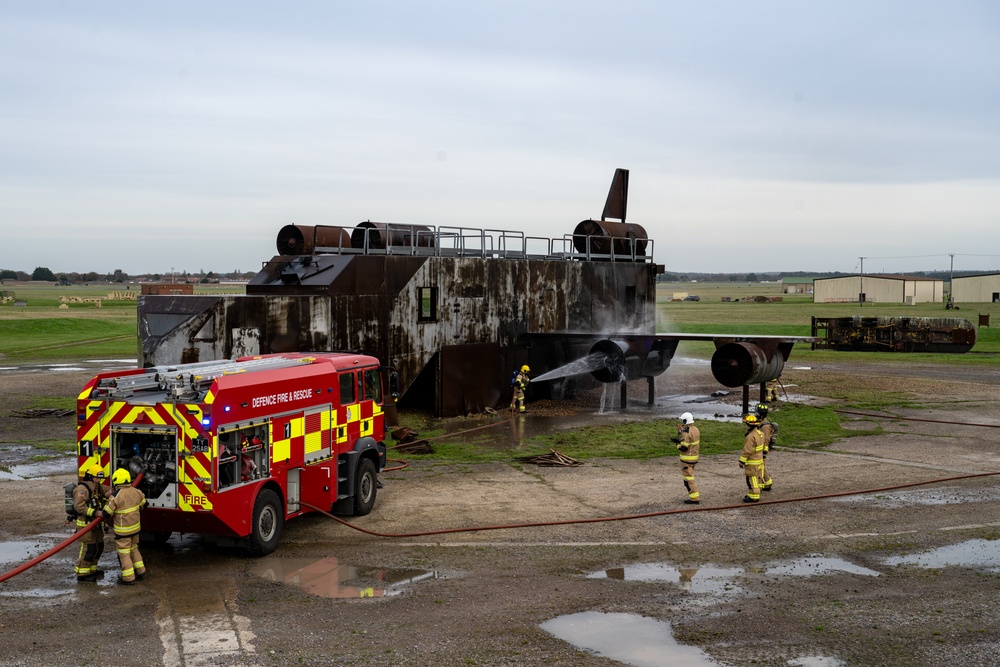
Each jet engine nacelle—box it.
[588,338,678,384]
[710,342,785,388]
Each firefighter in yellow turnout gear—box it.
[755,403,778,492]
[510,365,530,413]
[766,378,780,403]
[671,412,701,504]
[739,414,766,503]
[104,468,147,585]
[73,464,110,582]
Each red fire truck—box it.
[76,353,389,555]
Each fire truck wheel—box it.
[353,458,377,516]
[250,488,284,556]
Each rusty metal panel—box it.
[602,168,629,221]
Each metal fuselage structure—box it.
[136,170,814,416]
[76,353,387,554]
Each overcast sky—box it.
[2,1,999,276]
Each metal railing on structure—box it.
[310,223,654,264]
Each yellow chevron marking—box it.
[178,480,212,512]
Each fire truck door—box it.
[300,464,334,512]
[301,405,335,511]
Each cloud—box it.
[1,1,998,274]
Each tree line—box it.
[658,269,989,283]
[0,268,258,284]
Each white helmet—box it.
[680,412,694,425]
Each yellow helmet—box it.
[521,365,530,373]
[743,414,759,426]
[85,464,102,478]
[112,468,131,486]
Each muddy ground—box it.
[1,360,1000,667]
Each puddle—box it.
[0,541,47,564]
[831,487,1000,507]
[674,357,711,367]
[541,612,723,667]
[788,658,845,667]
[0,359,137,375]
[154,532,207,554]
[0,588,74,599]
[0,457,74,481]
[587,564,744,595]
[251,556,439,599]
[884,539,1000,571]
[764,556,881,578]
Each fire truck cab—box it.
[76,353,389,555]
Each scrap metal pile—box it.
[810,316,977,353]
[514,450,582,467]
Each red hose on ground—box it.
[303,469,1000,539]
[834,408,1000,429]
[383,415,513,471]
[0,516,102,584]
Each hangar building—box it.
[951,273,1000,303]
[813,275,944,305]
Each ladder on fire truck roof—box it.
[98,355,315,399]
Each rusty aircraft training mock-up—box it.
[138,169,817,417]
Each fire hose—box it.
[309,408,1000,538]
[2,412,996,582]
[0,472,144,585]
[303,469,1000,539]
[383,415,514,472]
[0,515,104,584]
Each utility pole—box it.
[947,253,954,309]
[859,257,865,307]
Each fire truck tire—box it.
[353,458,377,516]
[249,489,284,556]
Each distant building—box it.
[813,275,944,305]
[140,283,195,296]
[951,273,1000,303]
[781,277,815,294]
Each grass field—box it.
[4,280,996,459]
[657,282,1000,366]
[0,283,244,362]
